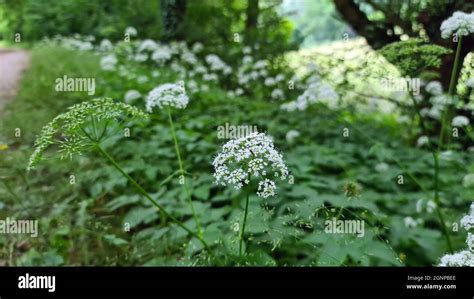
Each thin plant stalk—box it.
[239,193,250,258]
[93,144,212,251]
[166,107,203,237]
[429,35,464,253]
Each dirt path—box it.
[0,49,31,114]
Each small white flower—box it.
[125,26,137,37]
[257,179,276,198]
[203,73,218,82]
[205,54,230,73]
[461,215,474,230]
[416,199,424,213]
[466,78,474,88]
[151,46,172,63]
[467,233,474,251]
[430,95,450,106]
[146,83,189,111]
[417,135,429,147]
[99,39,113,52]
[124,90,141,103]
[452,115,470,127]
[425,81,443,95]
[265,77,276,86]
[428,106,442,120]
[100,54,118,71]
[271,88,284,100]
[427,200,437,213]
[181,51,197,64]
[192,42,203,53]
[137,75,148,84]
[253,60,267,69]
[138,39,158,52]
[460,202,474,230]
[212,132,289,198]
[404,216,420,228]
[375,162,389,173]
[440,11,474,39]
[439,250,474,266]
[285,130,300,144]
[243,55,253,65]
[280,82,338,111]
[133,53,148,62]
[463,173,474,188]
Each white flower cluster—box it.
[257,179,276,198]
[439,203,474,266]
[100,54,118,71]
[375,162,389,173]
[416,199,437,214]
[50,35,94,51]
[461,203,474,230]
[404,216,422,228]
[416,135,429,147]
[466,78,474,89]
[271,88,284,100]
[236,58,270,88]
[440,11,474,39]
[463,173,474,188]
[192,42,203,53]
[99,39,113,52]
[205,54,232,74]
[212,132,289,198]
[425,81,443,95]
[452,115,470,127]
[285,130,300,144]
[124,90,141,103]
[439,250,474,266]
[125,26,138,37]
[138,39,159,52]
[151,45,173,63]
[281,80,338,112]
[146,83,189,111]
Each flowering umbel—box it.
[212,132,290,198]
[146,83,189,111]
[440,11,474,39]
[27,98,148,171]
[439,203,474,266]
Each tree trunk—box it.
[333,0,398,49]
[160,0,187,41]
[245,0,259,45]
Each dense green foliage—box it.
[1,1,473,267]
[0,0,163,41]
[1,40,472,266]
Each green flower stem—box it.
[239,193,250,259]
[439,35,463,149]
[409,95,453,252]
[448,35,463,96]
[166,108,203,238]
[429,36,464,254]
[94,143,212,253]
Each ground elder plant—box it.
[146,83,204,239]
[27,97,214,258]
[439,203,474,266]
[212,132,292,258]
